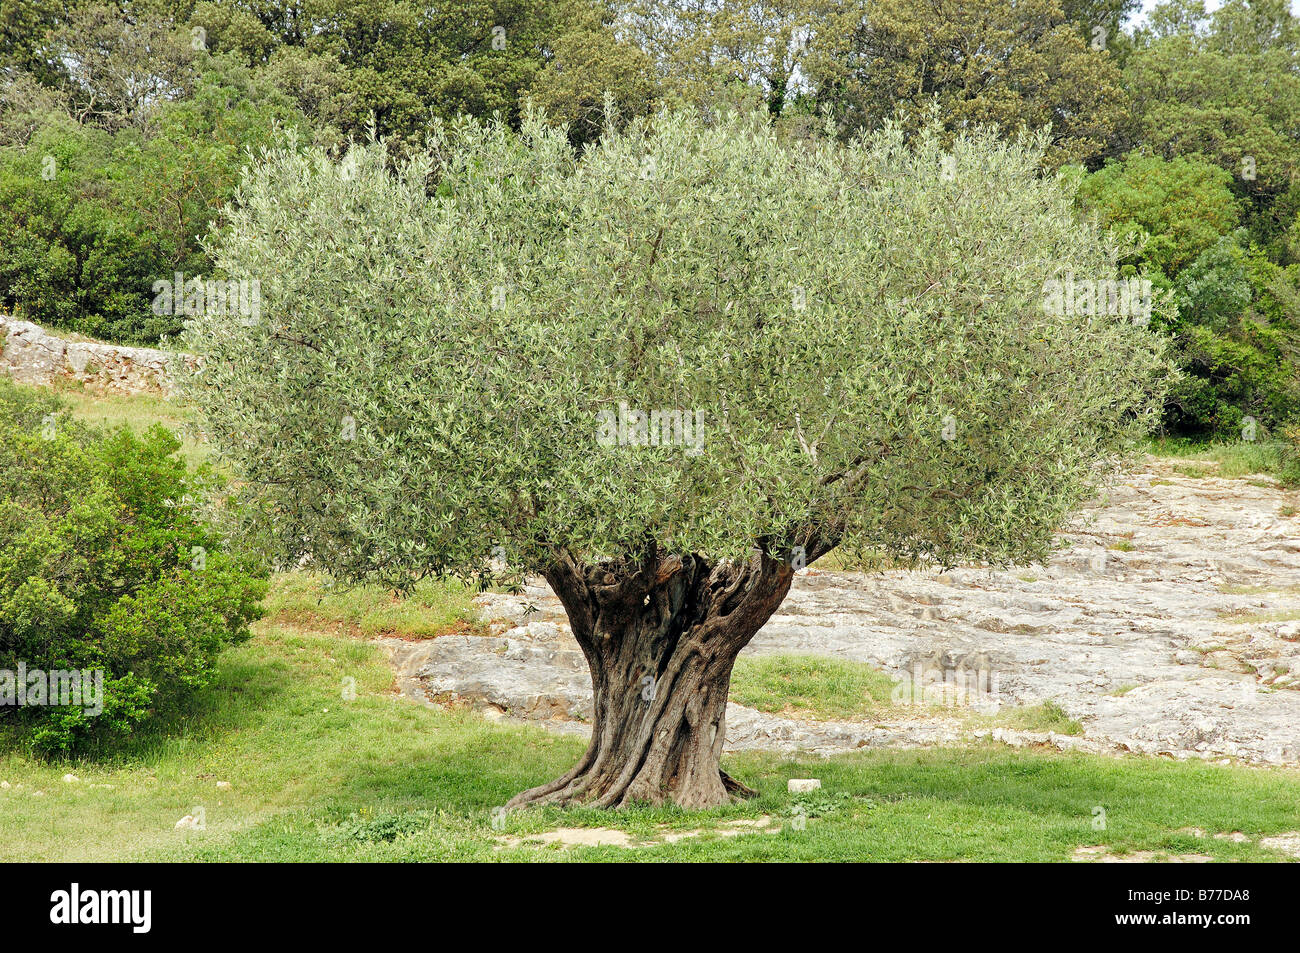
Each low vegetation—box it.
[264,572,483,639]
[729,654,898,721]
[0,379,266,753]
[1145,435,1300,486]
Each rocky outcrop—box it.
[387,460,1300,766]
[0,316,191,395]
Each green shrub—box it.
[0,379,267,754]
[339,810,434,843]
[1079,157,1300,436]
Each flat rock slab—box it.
[494,816,779,850]
[382,459,1300,765]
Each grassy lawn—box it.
[50,381,213,466]
[1143,435,1296,483]
[264,572,486,639]
[3,616,1299,862]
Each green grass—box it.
[990,701,1084,735]
[48,380,211,462]
[1144,436,1292,481]
[963,700,1085,736]
[264,571,485,638]
[1003,696,1086,738]
[3,623,1299,862]
[730,655,1090,736]
[730,653,898,720]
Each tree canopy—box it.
[186,110,1168,584]
[803,0,1130,167]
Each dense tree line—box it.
[1,0,1297,437]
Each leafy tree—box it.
[0,0,77,83]
[1077,153,1241,273]
[49,3,199,131]
[622,0,821,117]
[803,0,1130,166]
[187,0,279,64]
[0,113,160,339]
[1123,0,1300,200]
[180,0,616,147]
[0,71,72,149]
[185,111,1167,809]
[525,7,659,145]
[1206,0,1300,54]
[257,45,358,140]
[1057,0,1142,64]
[0,60,308,342]
[1080,156,1299,433]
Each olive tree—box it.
[185,110,1168,809]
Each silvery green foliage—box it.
[184,110,1168,587]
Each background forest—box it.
[1,0,1298,438]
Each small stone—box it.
[215,781,231,790]
[62,774,79,784]
[0,781,9,789]
[788,779,821,793]
[175,815,195,830]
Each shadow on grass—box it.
[0,654,294,766]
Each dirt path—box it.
[381,458,1300,765]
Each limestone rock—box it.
[1,315,194,396]
[392,458,1300,766]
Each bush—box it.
[0,379,267,753]
[1079,157,1300,437]
[1163,236,1300,435]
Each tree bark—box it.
[505,547,796,810]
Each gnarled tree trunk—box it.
[505,548,796,810]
